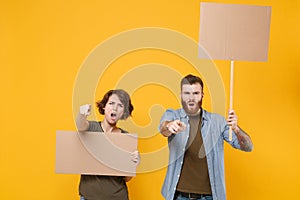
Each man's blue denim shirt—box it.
[159,108,242,200]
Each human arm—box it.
[227,110,253,152]
[76,104,91,131]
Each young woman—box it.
[76,89,139,200]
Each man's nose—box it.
[188,94,194,100]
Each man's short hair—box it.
[181,74,204,90]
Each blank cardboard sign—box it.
[199,2,271,61]
[55,130,137,176]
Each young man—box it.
[159,74,253,200]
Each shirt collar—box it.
[202,109,209,122]
[179,107,208,122]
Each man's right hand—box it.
[166,120,186,134]
[79,104,91,116]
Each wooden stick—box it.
[229,60,234,141]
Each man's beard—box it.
[181,99,202,114]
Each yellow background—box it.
[1,0,299,199]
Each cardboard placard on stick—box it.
[55,130,138,176]
[199,2,271,61]
[199,3,271,140]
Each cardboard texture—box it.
[199,2,271,61]
[55,130,137,176]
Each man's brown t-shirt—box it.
[176,112,212,194]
